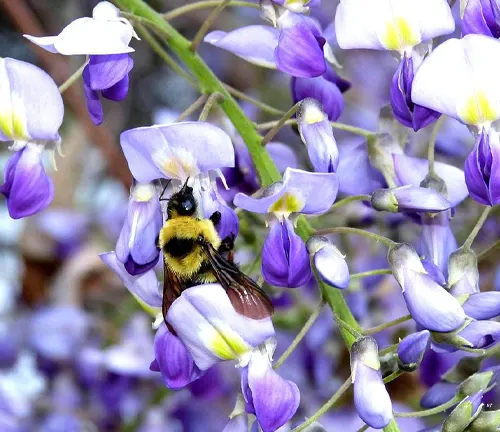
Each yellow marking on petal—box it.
[12,112,28,139]
[133,183,155,202]
[303,104,326,124]
[210,328,251,360]
[268,192,304,217]
[380,17,420,51]
[0,112,13,138]
[360,350,381,371]
[459,92,498,126]
[0,110,29,141]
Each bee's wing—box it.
[162,264,186,328]
[200,242,274,320]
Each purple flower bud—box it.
[388,243,466,332]
[291,66,349,121]
[443,391,484,432]
[390,53,441,132]
[116,183,162,276]
[83,53,133,125]
[241,348,300,432]
[456,320,500,350]
[151,323,202,390]
[465,130,500,206]
[463,292,500,320]
[201,188,239,240]
[421,381,458,409]
[262,219,312,288]
[397,330,431,371]
[350,337,393,429]
[462,0,500,38]
[371,186,451,213]
[0,144,54,219]
[306,236,349,289]
[297,98,339,172]
[275,14,326,78]
[448,247,480,296]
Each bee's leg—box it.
[218,234,235,262]
[209,211,222,227]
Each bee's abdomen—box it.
[165,237,194,258]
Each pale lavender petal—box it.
[421,382,458,408]
[204,26,279,69]
[308,237,350,289]
[397,330,430,368]
[463,292,500,320]
[267,142,298,172]
[457,320,500,349]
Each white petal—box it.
[335,0,454,52]
[412,35,500,127]
[23,36,58,53]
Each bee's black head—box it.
[167,182,197,217]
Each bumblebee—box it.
[158,181,274,323]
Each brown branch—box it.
[0,0,132,189]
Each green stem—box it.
[290,376,352,432]
[190,0,231,51]
[224,84,285,116]
[327,195,371,212]
[383,370,403,384]
[428,115,445,175]
[463,206,492,250]
[477,238,500,260]
[164,0,259,20]
[58,58,88,93]
[134,23,198,88]
[379,343,398,356]
[315,227,396,249]
[274,300,325,370]
[356,425,369,432]
[351,269,392,279]
[394,397,459,418]
[198,92,224,121]
[262,103,300,145]
[363,314,412,336]
[256,118,375,138]
[176,94,209,121]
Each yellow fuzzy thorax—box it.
[159,216,221,280]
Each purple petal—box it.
[488,131,500,205]
[421,382,458,408]
[102,74,130,101]
[204,26,279,68]
[353,362,392,429]
[153,324,202,389]
[457,320,500,349]
[120,122,234,183]
[246,351,300,432]
[201,188,239,241]
[464,132,491,205]
[267,142,299,172]
[275,22,326,78]
[86,54,133,91]
[308,237,350,289]
[462,0,500,37]
[393,154,468,207]
[82,66,103,126]
[372,186,451,213]
[100,251,162,309]
[262,219,312,288]
[398,330,431,367]
[0,145,54,219]
[463,292,500,320]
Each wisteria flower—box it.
[335,0,454,130]
[234,168,338,287]
[116,182,162,276]
[120,122,234,187]
[462,0,500,38]
[307,236,350,289]
[25,1,138,125]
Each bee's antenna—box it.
[180,177,190,191]
[159,179,172,202]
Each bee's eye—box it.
[180,199,194,213]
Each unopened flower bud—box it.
[388,243,466,332]
[397,330,430,371]
[467,409,500,432]
[307,236,350,289]
[350,337,393,429]
[371,186,450,213]
[448,247,479,296]
[442,392,484,432]
[458,371,493,398]
[462,292,500,320]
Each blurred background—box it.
[0,0,497,431]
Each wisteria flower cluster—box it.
[0,0,500,431]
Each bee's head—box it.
[167,181,197,218]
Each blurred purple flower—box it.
[116,182,162,276]
[421,381,458,408]
[464,130,500,206]
[0,144,54,219]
